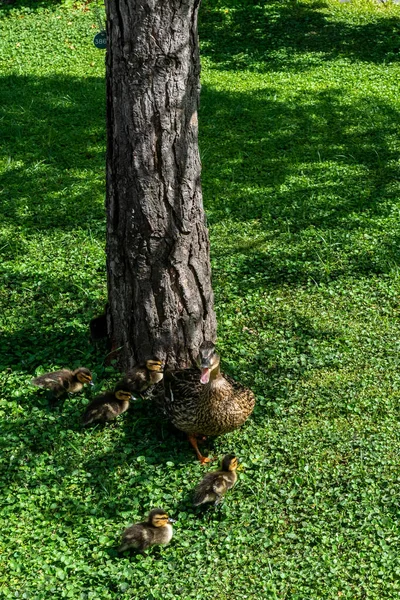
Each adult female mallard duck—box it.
[118,508,176,553]
[156,342,255,463]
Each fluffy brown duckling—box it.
[118,508,176,553]
[193,454,238,506]
[32,367,93,399]
[82,382,133,426]
[123,359,164,394]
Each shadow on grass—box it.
[199,0,400,71]
[2,67,399,366]
[200,81,400,286]
[201,83,400,227]
[0,73,106,233]
[0,392,204,513]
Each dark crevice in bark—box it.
[114,0,126,50]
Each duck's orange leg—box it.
[188,434,211,464]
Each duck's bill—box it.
[89,381,95,386]
[168,517,177,523]
[200,368,210,384]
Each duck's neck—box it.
[209,364,221,383]
[150,372,163,385]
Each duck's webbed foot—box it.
[187,434,211,464]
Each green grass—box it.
[1,0,400,597]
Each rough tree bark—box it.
[105,0,216,370]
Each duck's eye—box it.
[79,373,91,382]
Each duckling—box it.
[118,508,176,553]
[32,367,93,399]
[81,382,132,426]
[154,342,255,463]
[193,454,238,506]
[123,359,164,394]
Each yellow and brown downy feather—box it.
[82,382,132,426]
[118,508,175,553]
[31,367,93,399]
[153,342,255,462]
[193,454,238,506]
[122,359,164,394]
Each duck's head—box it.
[196,341,220,384]
[148,508,176,527]
[75,368,94,386]
[114,382,133,402]
[145,359,164,383]
[221,454,238,472]
[146,359,164,373]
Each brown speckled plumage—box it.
[153,343,255,461]
[31,367,93,398]
[162,370,254,435]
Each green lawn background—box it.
[1,0,400,597]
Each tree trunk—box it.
[105,0,216,370]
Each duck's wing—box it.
[147,368,201,413]
[193,472,219,506]
[164,368,202,401]
[31,370,71,392]
[221,372,256,407]
[212,473,229,496]
[123,367,149,393]
[118,523,148,552]
[82,394,114,425]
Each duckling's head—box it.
[114,382,133,402]
[145,359,164,383]
[146,359,164,373]
[221,454,238,472]
[148,508,176,527]
[75,368,94,386]
[196,341,220,384]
